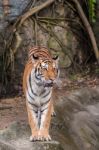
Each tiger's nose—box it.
[47,79,53,84]
[46,79,54,87]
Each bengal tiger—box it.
[23,46,59,141]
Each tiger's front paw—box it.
[30,131,38,142]
[38,130,51,141]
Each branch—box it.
[15,0,55,29]
[2,0,10,15]
[72,0,99,63]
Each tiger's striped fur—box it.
[23,46,59,141]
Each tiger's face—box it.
[32,55,59,87]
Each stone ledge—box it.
[0,122,63,150]
[0,139,63,150]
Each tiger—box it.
[23,46,59,141]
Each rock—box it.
[0,0,80,95]
[0,140,16,150]
[1,88,99,150]
[55,87,99,150]
[0,140,63,150]
[0,122,63,150]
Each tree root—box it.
[14,0,55,31]
[72,0,99,63]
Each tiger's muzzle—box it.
[44,80,54,87]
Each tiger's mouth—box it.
[44,82,54,87]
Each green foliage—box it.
[88,0,96,23]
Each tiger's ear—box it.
[31,54,39,63]
[53,55,59,64]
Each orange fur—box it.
[38,100,52,138]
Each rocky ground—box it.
[0,68,99,150]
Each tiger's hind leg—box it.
[26,102,39,141]
[37,100,52,141]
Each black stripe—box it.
[34,73,42,86]
[38,109,41,128]
[35,79,42,87]
[40,89,46,96]
[34,68,43,86]
[41,98,50,106]
[29,74,37,96]
[28,101,37,108]
[28,90,35,100]
[35,73,41,81]
[42,90,50,98]
[43,60,51,63]
[35,67,42,81]
[41,107,48,113]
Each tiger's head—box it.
[31,54,59,87]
